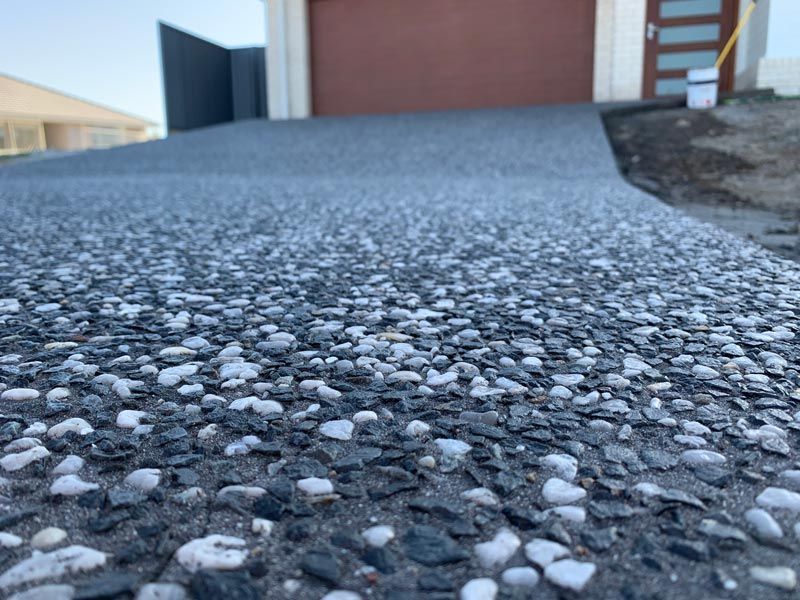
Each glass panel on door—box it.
[655,78,688,95]
[657,50,717,70]
[660,0,722,18]
[659,23,720,45]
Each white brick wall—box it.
[267,0,311,120]
[593,0,614,102]
[735,0,770,90]
[756,57,800,95]
[594,0,647,102]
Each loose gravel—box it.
[1,105,799,599]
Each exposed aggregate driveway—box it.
[1,105,800,599]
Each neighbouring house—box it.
[159,22,267,133]
[0,74,155,156]
[264,0,800,119]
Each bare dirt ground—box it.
[604,98,800,261]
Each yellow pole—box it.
[716,0,758,70]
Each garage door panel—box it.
[310,0,596,116]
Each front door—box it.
[643,0,738,98]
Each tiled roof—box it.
[0,74,154,128]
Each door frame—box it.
[642,0,738,98]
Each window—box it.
[0,123,7,149]
[11,124,42,152]
[88,126,124,149]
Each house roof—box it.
[0,73,154,128]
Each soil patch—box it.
[604,98,800,261]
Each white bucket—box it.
[686,67,719,109]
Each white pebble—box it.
[522,356,543,368]
[157,364,199,386]
[405,420,430,437]
[545,506,587,523]
[217,486,266,500]
[633,482,664,497]
[756,487,800,512]
[46,388,70,401]
[474,528,520,568]
[116,410,148,429]
[297,477,334,496]
[362,525,395,548]
[434,438,472,458]
[299,379,325,391]
[30,527,67,549]
[692,365,720,380]
[47,418,93,438]
[0,532,23,548]
[319,420,354,441]
[542,478,586,505]
[460,487,498,506]
[551,374,584,386]
[1,446,50,472]
[133,424,154,436]
[321,592,362,600]
[460,578,498,600]
[174,535,248,572]
[750,566,797,590]
[544,559,597,591]
[683,421,711,436]
[0,388,40,401]
[21,422,47,437]
[352,411,378,423]
[746,508,783,539]
[124,468,161,491]
[541,454,578,480]
[680,450,726,465]
[160,346,197,357]
[417,455,436,469]
[251,519,274,537]
[240,398,283,416]
[182,336,209,350]
[318,385,342,400]
[224,440,252,456]
[548,384,573,399]
[0,545,106,589]
[427,372,458,386]
[4,438,41,453]
[197,424,218,440]
[524,538,569,568]
[501,566,540,588]
[386,370,422,383]
[135,582,188,600]
[50,475,99,496]
[178,384,204,396]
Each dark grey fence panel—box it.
[231,47,268,121]
[160,23,267,132]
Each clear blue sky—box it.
[767,0,800,58]
[1,0,266,132]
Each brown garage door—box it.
[309,0,597,116]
